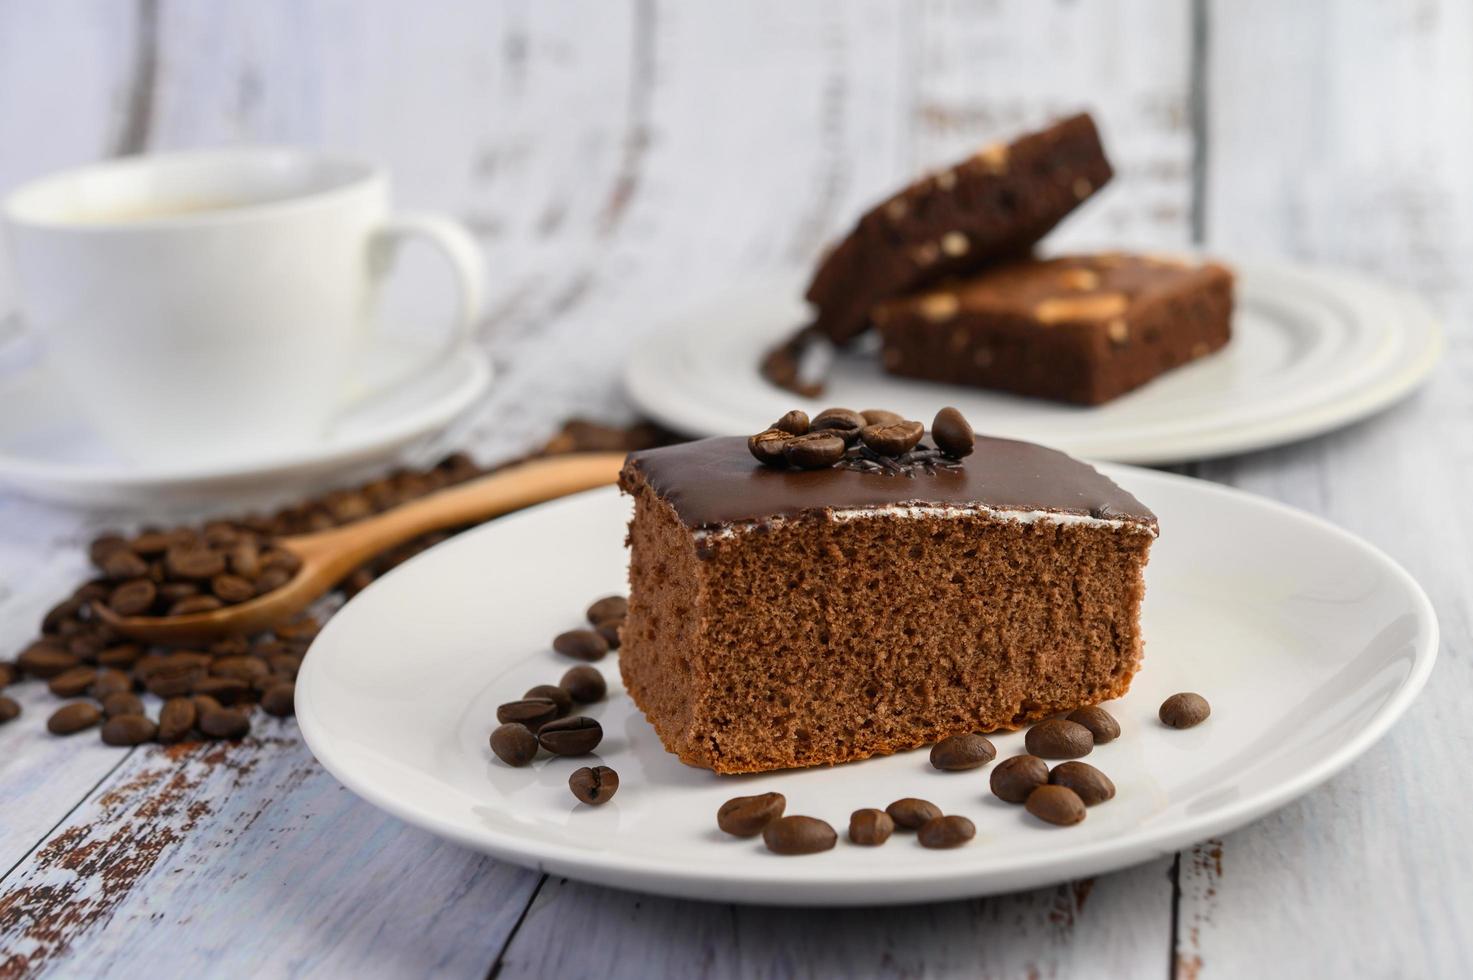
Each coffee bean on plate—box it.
[1160,692,1211,729]
[109,579,157,617]
[1026,785,1087,826]
[157,697,196,742]
[860,408,903,425]
[594,620,622,650]
[260,682,296,717]
[560,665,607,704]
[773,410,810,435]
[918,815,975,849]
[886,798,942,830]
[497,698,560,732]
[762,815,837,855]
[102,714,158,746]
[860,419,924,457]
[47,667,98,698]
[48,702,102,735]
[848,808,895,846]
[718,792,787,837]
[537,715,603,756]
[990,754,1049,804]
[553,629,609,662]
[1067,705,1121,744]
[490,723,539,767]
[931,407,975,458]
[524,684,573,717]
[585,595,628,625]
[1024,719,1094,759]
[0,696,20,724]
[929,733,997,771]
[568,765,619,805]
[748,428,793,467]
[101,692,144,718]
[810,408,866,443]
[199,707,251,740]
[783,431,847,469]
[1049,761,1116,806]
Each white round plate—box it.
[297,471,1437,906]
[623,260,1442,464]
[0,340,490,508]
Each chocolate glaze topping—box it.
[626,435,1157,532]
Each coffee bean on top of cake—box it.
[747,406,976,476]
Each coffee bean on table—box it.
[860,409,903,425]
[96,644,142,670]
[886,798,942,830]
[1067,705,1121,744]
[848,808,895,846]
[0,696,20,724]
[89,668,133,700]
[199,707,251,740]
[537,715,603,756]
[762,815,837,855]
[568,765,619,805]
[48,666,98,698]
[193,695,224,716]
[17,642,80,678]
[48,702,102,735]
[0,662,16,687]
[1160,693,1211,729]
[553,629,609,662]
[929,733,997,771]
[195,677,249,707]
[585,595,628,625]
[1025,719,1094,759]
[717,793,787,837]
[810,408,867,443]
[560,665,607,704]
[102,714,158,747]
[497,698,560,732]
[931,407,975,458]
[255,682,294,716]
[109,579,157,617]
[990,754,1050,804]
[1049,761,1116,806]
[860,419,924,457]
[918,815,976,849]
[102,692,144,719]
[1026,785,1088,826]
[783,431,847,469]
[594,620,622,650]
[524,684,572,717]
[157,697,197,743]
[490,723,539,766]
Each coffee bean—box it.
[497,698,560,732]
[929,733,997,771]
[810,407,866,443]
[748,428,794,467]
[1160,692,1211,729]
[88,668,132,700]
[100,548,149,581]
[165,545,226,581]
[211,656,269,682]
[105,578,155,617]
[1049,761,1116,806]
[918,815,975,849]
[193,676,249,704]
[772,410,810,435]
[273,616,318,640]
[585,595,628,625]
[783,431,847,469]
[717,792,787,837]
[0,661,16,687]
[553,629,609,662]
[48,666,98,698]
[261,682,296,717]
[762,815,837,855]
[1025,719,1094,759]
[157,698,197,743]
[594,619,622,650]
[48,701,102,735]
[524,684,572,717]
[229,540,262,579]
[560,665,607,704]
[199,707,250,740]
[41,597,84,635]
[96,644,142,669]
[89,533,129,566]
[0,696,21,723]
[932,407,975,458]
[568,765,619,805]
[848,808,894,846]
[17,642,80,678]
[537,715,603,756]
[169,595,224,617]
[255,567,293,595]
[146,667,200,699]
[211,573,257,604]
[490,723,539,766]
[102,692,144,718]
[1026,785,1087,826]
[102,714,157,746]
[130,531,172,556]
[158,581,200,603]
[860,409,903,425]
[1067,705,1121,744]
[860,419,924,457]
[990,754,1049,803]
[886,798,942,830]
[193,695,224,716]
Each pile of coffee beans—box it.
[987,705,1129,826]
[746,406,975,476]
[550,595,628,663]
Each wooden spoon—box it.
[95,452,627,645]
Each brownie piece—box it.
[804,113,1113,346]
[873,253,1234,405]
[618,434,1157,775]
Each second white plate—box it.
[623,260,1441,464]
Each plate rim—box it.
[296,467,1440,906]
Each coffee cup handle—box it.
[341,210,484,410]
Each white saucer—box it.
[296,474,1437,906]
[623,260,1442,464]
[0,340,491,508]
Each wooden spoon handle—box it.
[292,452,627,582]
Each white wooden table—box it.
[1,2,1470,976]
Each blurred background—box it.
[3,0,1466,467]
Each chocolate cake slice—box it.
[618,423,1157,775]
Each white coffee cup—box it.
[1,147,483,467]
